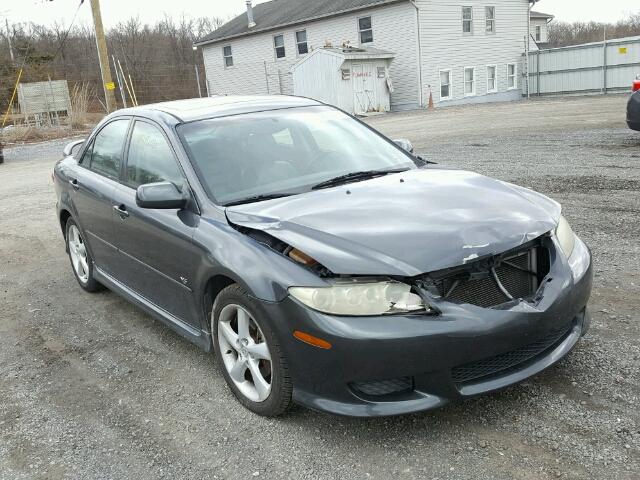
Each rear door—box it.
[111,119,201,326]
[70,118,131,274]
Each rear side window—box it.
[125,121,183,188]
[89,119,130,178]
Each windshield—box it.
[178,106,416,205]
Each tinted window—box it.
[90,119,130,178]
[126,121,183,188]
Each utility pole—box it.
[89,0,117,112]
[5,19,14,64]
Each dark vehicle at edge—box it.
[53,96,593,417]
[627,78,640,131]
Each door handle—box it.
[69,178,79,190]
[113,204,130,219]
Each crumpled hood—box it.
[226,168,561,276]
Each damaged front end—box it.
[417,236,553,310]
[232,213,560,316]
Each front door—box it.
[111,119,201,326]
[353,63,375,115]
[71,118,131,274]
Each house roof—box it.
[291,46,395,71]
[530,10,554,20]
[195,0,406,46]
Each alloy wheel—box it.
[68,224,89,283]
[217,304,273,402]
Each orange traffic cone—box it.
[427,87,434,110]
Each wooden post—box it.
[2,68,22,127]
[5,19,15,64]
[195,64,202,98]
[89,0,117,112]
[112,55,127,108]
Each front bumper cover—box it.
[260,237,593,417]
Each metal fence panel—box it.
[526,36,640,96]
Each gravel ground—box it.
[1,94,639,479]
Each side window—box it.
[89,119,130,178]
[295,30,308,55]
[223,45,233,67]
[273,34,286,59]
[79,140,93,165]
[358,17,373,44]
[126,121,183,188]
[462,6,473,34]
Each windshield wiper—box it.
[223,193,294,207]
[414,155,438,166]
[311,168,410,190]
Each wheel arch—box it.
[59,209,72,238]
[201,273,239,334]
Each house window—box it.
[462,7,473,34]
[377,66,386,78]
[485,6,495,33]
[440,69,451,100]
[487,65,497,93]
[359,16,373,44]
[535,25,542,42]
[223,45,233,67]
[507,63,517,89]
[296,30,308,55]
[274,34,286,58]
[464,67,475,95]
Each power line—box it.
[50,0,84,62]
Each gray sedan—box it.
[54,96,592,417]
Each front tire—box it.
[212,284,292,416]
[66,218,102,292]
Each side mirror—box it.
[136,182,188,209]
[63,139,85,157]
[393,138,414,154]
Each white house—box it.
[196,0,538,109]
[530,10,554,47]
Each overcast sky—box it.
[1,0,638,29]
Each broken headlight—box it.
[289,281,427,316]
[555,215,575,258]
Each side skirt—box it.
[94,266,213,352]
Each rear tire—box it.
[212,284,292,416]
[66,217,103,293]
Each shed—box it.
[292,46,395,116]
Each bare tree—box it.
[549,11,640,47]
[0,15,226,112]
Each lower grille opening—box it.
[451,325,572,384]
[351,377,413,397]
[429,240,551,308]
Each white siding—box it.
[201,2,420,110]
[531,18,550,44]
[415,0,529,106]
[292,50,349,110]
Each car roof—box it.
[114,95,323,124]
